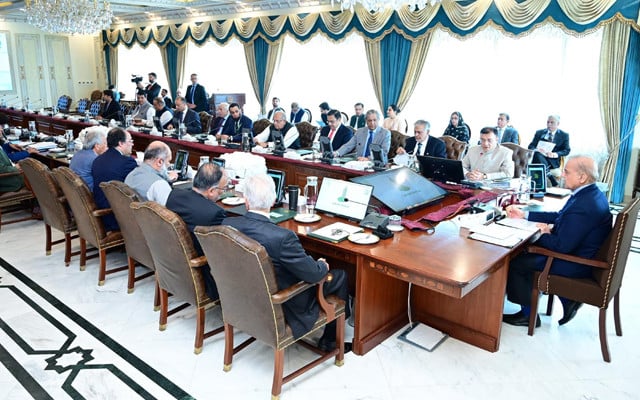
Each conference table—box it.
[4,107,535,355]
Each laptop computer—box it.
[417,155,464,184]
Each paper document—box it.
[496,218,540,233]
[469,232,522,248]
[536,140,555,153]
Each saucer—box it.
[387,224,404,232]
[294,213,321,223]
[348,232,380,245]
[221,196,244,206]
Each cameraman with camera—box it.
[134,72,161,103]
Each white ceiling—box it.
[0,0,338,27]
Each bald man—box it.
[125,141,178,206]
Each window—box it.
[0,31,15,93]
[116,43,168,100]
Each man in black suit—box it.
[209,102,230,136]
[223,174,350,351]
[221,102,253,142]
[266,97,285,121]
[96,90,121,122]
[396,120,446,158]
[167,96,202,135]
[319,109,353,151]
[161,88,173,109]
[349,102,365,129]
[91,128,137,231]
[140,72,161,104]
[528,114,571,186]
[185,73,208,113]
[166,163,228,300]
[496,113,519,144]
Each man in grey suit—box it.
[334,109,391,164]
[496,113,519,144]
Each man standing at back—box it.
[320,109,353,151]
[266,97,285,121]
[125,141,177,206]
[334,109,391,164]
[91,127,137,231]
[349,102,366,129]
[185,73,208,113]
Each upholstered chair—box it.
[502,142,535,178]
[439,135,468,160]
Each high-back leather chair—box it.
[389,130,406,161]
[502,142,534,178]
[51,167,127,284]
[295,121,318,148]
[76,98,89,114]
[56,95,72,113]
[252,118,271,136]
[0,170,35,231]
[440,135,467,160]
[130,201,223,354]
[527,197,640,362]
[302,108,312,122]
[99,181,157,305]
[20,158,78,266]
[198,111,212,133]
[194,225,346,399]
[89,101,102,117]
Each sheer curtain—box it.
[116,43,168,101]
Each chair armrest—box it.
[189,256,208,268]
[528,246,608,269]
[272,281,315,304]
[91,208,113,217]
[0,170,22,178]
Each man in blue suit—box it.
[223,173,350,351]
[91,128,137,232]
[502,155,612,327]
[184,73,209,113]
[168,96,202,135]
[528,115,571,186]
[319,109,353,151]
[221,102,253,142]
[396,120,446,158]
[496,113,519,144]
[96,90,121,122]
[334,109,391,165]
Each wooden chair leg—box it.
[614,290,622,336]
[194,306,205,354]
[45,224,52,255]
[546,294,554,316]
[98,248,107,286]
[599,308,611,362]
[64,233,72,266]
[335,313,345,366]
[223,323,234,372]
[528,286,540,336]
[153,278,160,311]
[80,238,87,271]
[271,348,285,400]
[127,257,136,294]
[159,289,168,331]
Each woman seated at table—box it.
[382,104,407,134]
[442,111,470,143]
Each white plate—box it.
[48,147,65,153]
[221,197,244,206]
[294,213,321,223]
[348,232,380,245]
[387,224,404,232]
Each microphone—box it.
[337,197,369,207]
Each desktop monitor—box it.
[212,157,225,167]
[319,136,334,163]
[351,167,447,214]
[315,178,374,221]
[370,143,386,170]
[174,149,189,180]
[272,130,286,156]
[417,155,465,184]
[527,163,547,193]
[267,168,286,205]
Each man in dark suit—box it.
[223,173,350,351]
[185,73,208,113]
[289,102,307,123]
[496,112,519,144]
[161,88,173,109]
[139,72,161,104]
[209,102,230,136]
[91,128,137,232]
[320,109,353,151]
[167,96,202,135]
[96,90,121,122]
[335,109,391,164]
[528,114,570,186]
[396,120,446,158]
[349,102,366,129]
[221,102,253,142]
[266,97,285,121]
[502,156,612,327]
[166,163,228,301]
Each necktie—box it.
[364,130,374,157]
[191,84,196,103]
[416,142,423,156]
[329,128,336,140]
[498,128,503,142]
[547,131,554,142]
[181,111,186,123]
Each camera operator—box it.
[135,72,161,103]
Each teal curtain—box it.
[162,42,180,99]
[104,46,112,86]
[379,32,412,112]
[611,29,640,203]
[253,37,269,112]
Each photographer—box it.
[135,72,161,103]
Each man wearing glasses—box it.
[253,111,300,149]
[166,163,228,300]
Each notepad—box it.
[308,222,363,243]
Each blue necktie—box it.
[191,84,196,103]
[364,130,374,157]
[416,142,423,156]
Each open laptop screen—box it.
[267,169,285,203]
[417,155,465,184]
[315,178,373,221]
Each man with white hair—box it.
[69,127,108,191]
[253,110,300,149]
[124,141,177,205]
[223,174,350,352]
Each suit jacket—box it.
[528,183,612,275]
[349,114,365,129]
[290,108,306,123]
[0,146,23,192]
[222,114,253,142]
[208,116,228,135]
[223,212,328,338]
[528,129,570,169]
[91,147,137,231]
[99,100,121,121]
[496,126,519,144]
[173,109,202,134]
[145,82,161,103]
[320,124,353,151]
[185,84,208,112]
[403,136,446,158]
[163,96,173,109]
[336,126,392,164]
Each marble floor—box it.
[1,213,639,400]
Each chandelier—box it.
[332,0,442,12]
[24,0,114,35]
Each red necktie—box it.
[329,129,336,140]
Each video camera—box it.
[131,75,143,83]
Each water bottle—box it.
[65,130,74,153]
[179,123,186,139]
[241,131,251,152]
[84,110,91,122]
[303,176,318,215]
[519,174,531,203]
